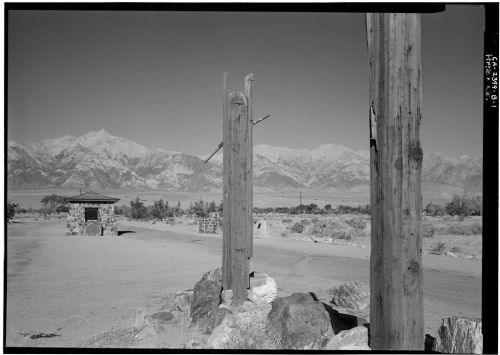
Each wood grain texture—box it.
[245,73,254,259]
[222,72,231,292]
[366,13,424,350]
[222,82,251,306]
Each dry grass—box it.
[250,213,481,259]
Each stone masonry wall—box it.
[67,203,117,236]
[199,212,221,234]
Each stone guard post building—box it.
[66,191,120,236]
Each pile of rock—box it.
[427,317,483,354]
[180,269,370,350]
[131,271,483,351]
[198,212,220,234]
[330,281,370,312]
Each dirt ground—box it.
[6,218,481,348]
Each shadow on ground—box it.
[309,292,368,334]
[118,230,136,236]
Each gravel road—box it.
[6,219,481,348]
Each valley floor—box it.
[6,218,481,349]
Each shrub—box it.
[280,232,288,238]
[335,231,352,240]
[301,219,311,226]
[336,204,370,215]
[40,194,69,215]
[470,223,482,235]
[7,201,18,222]
[114,205,129,216]
[290,222,305,233]
[129,197,148,219]
[207,201,218,214]
[151,199,169,221]
[275,207,291,214]
[450,246,462,253]
[190,199,209,218]
[430,242,446,255]
[422,224,435,238]
[254,207,274,214]
[282,218,293,224]
[447,224,473,236]
[424,202,445,216]
[345,218,366,230]
[310,219,334,238]
[445,194,482,217]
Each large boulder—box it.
[190,268,223,326]
[432,317,482,354]
[248,272,278,305]
[207,314,235,349]
[207,301,272,349]
[206,307,232,334]
[330,281,370,311]
[265,292,334,349]
[174,290,194,317]
[325,325,370,350]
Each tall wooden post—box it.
[366,13,424,350]
[245,74,254,258]
[222,73,253,306]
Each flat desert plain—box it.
[6,217,481,348]
[7,188,378,211]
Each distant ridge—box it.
[8,130,482,193]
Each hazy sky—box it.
[8,5,484,158]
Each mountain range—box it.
[7,129,482,193]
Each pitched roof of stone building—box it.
[65,191,120,204]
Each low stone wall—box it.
[199,212,221,234]
[67,203,117,236]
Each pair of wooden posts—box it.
[222,13,423,350]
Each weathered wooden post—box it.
[222,73,254,306]
[366,13,424,350]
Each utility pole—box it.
[222,73,254,306]
[366,13,424,350]
[299,191,302,206]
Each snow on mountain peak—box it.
[7,131,483,192]
[311,143,352,161]
[81,129,112,139]
[31,134,77,156]
[76,130,150,158]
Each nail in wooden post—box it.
[366,13,424,350]
[222,73,251,306]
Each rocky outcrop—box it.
[207,314,235,349]
[432,317,482,354]
[265,292,334,349]
[325,325,370,350]
[173,290,194,317]
[190,268,223,327]
[207,301,272,349]
[330,281,370,311]
[206,308,232,334]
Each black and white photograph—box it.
[5,3,497,352]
